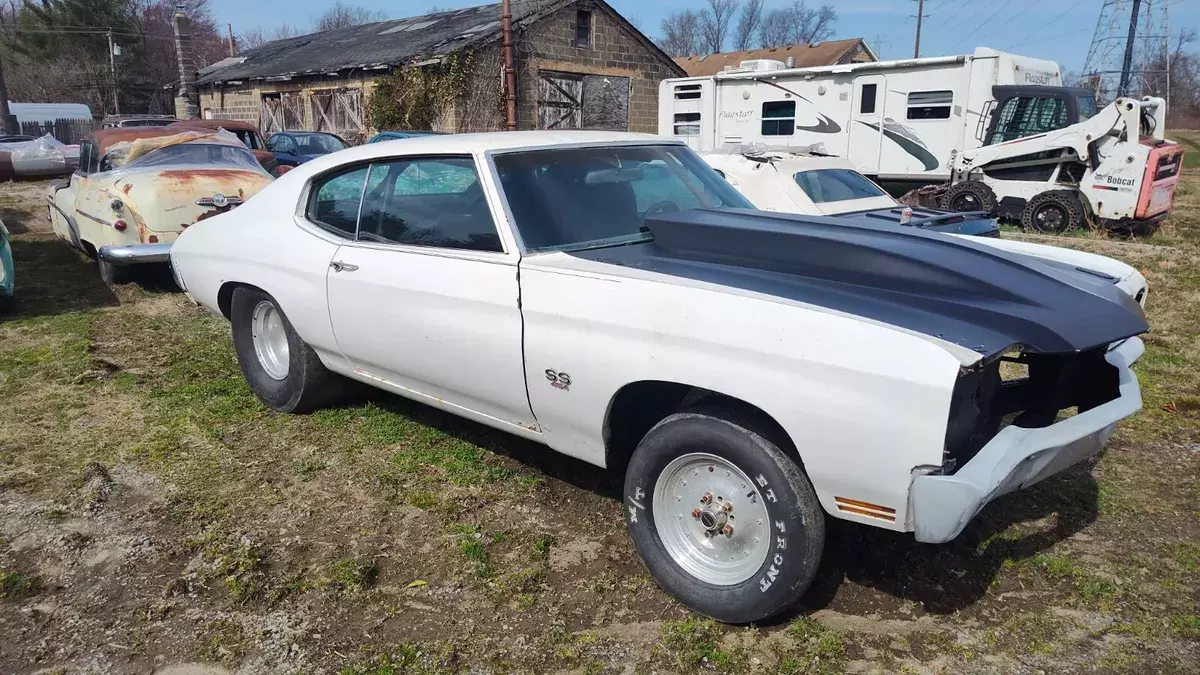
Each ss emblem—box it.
[545,369,572,391]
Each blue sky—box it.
[209,0,1199,73]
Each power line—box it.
[949,0,1018,51]
[1006,0,1092,51]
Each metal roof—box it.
[197,1,544,85]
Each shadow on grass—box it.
[4,238,120,319]
[340,387,1096,617]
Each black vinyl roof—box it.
[197,1,541,85]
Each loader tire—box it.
[940,181,998,215]
[1022,190,1085,233]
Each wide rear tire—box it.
[624,407,824,624]
[230,286,346,413]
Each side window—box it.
[357,156,502,252]
[673,112,701,136]
[674,84,702,100]
[762,101,795,136]
[307,165,369,238]
[76,141,93,175]
[860,83,877,114]
[907,90,953,120]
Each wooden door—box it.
[537,72,582,129]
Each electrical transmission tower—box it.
[1081,0,1171,104]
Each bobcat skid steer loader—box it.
[913,94,1185,234]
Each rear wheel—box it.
[940,180,998,215]
[624,408,824,624]
[1022,190,1085,233]
[230,286,347,413]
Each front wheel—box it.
[230,286,347,413]
[624,408,825,623]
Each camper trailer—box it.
[659,48,1074,188]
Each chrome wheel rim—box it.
[652,453,771,586]
[251,300,289,380]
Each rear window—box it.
[793,169,888,203]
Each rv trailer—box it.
[659,47,1075,189]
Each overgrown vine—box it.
[367,49,483,131]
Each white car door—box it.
[322,155,537,432]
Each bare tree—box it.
[236,26,267,52]
[313,1,387,32]
[733,0,763,51]
[273,23,301,39]
[757,1,836,49]
[698,0,738,54]
[659,10,704,58]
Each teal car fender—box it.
[0,219,14,303]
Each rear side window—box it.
[793,169,888,203]
[762,101,796,136]
[357,156,502,252]
[307,165,368,238]
[907,90,953,120]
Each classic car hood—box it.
[836,206,1000,237]
[570,209,1148,358]
[110,168,272,233]
[957,234,1138,282]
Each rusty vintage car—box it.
[47,127,274,284]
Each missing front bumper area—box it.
[909,337,1143,544]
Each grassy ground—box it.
[1,144,1199,674]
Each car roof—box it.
[86,127,184,155]
[705,152,857,173]
[169,119,260,133]
[287,130,682,177]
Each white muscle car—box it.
[47,127,273,285]
[704,149,1149,305]
[170,132,1149,623]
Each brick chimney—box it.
[172,9,200,119]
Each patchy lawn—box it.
[1,161,1198,674]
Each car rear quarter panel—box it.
[519,252,963,530]
[170,181,343,364]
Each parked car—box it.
[0,134,79,180]
[0,216,13,312]
[170,131,1148,624]
[0,135,36,144]
[707,150,1149,305]
[265,131,348,173]
[99,114,179,129]
[48,127,273,285]
[169,119,277,173]
[367,130,444,143]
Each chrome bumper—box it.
[909,337,1144,544]
[97,243,172,266]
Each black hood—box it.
[572,209,1148,357]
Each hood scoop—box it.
[634,208,1148,356]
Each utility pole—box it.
[1118,0,1142,96]
[501,0,517,130]
[227,23,235,57]
[0,54,17,135]
[107,30,121,115]
[913,0,925,58]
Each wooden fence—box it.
[18,118,96,145]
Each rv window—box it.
[761,101,795,136]
[674,84,703,100]
[860,84,877,114]
[907,90,953,120]
[673,112,701,136]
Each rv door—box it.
[662,80,714,151]
[849,75,886,176]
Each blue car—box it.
[367,130,444,143]
[0,218,14,312]
[264,132,349,174]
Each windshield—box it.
[292,133,346,154]
[231,129,263,150]
[494,144,751,252]
[119,143,266,172]
[793,169,888,203]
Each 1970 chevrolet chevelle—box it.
[170,132,1149,623]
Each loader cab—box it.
[981,86,1097,146]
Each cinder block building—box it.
[191,0,684,141]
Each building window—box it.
[907,90,953,120]
[575,9,592,47]
[860,83,877,114]
[673,112,701,136]
[761,101,795,136]
[674,84,702,100]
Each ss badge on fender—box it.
[545,369,572,391]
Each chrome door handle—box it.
[329,261,359,272]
